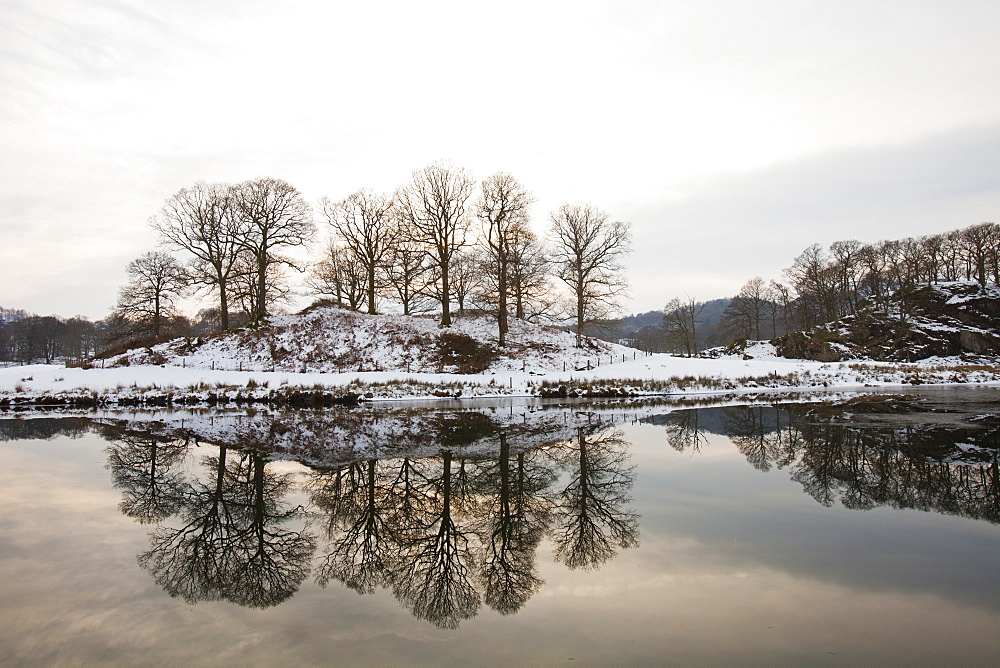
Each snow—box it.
[1,305,998,405]
[2,349,997,404]
[933,280,1000,304]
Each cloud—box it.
[625,125,1000,309]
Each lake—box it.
[1,387,997,666]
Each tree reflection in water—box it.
[551,427,639,570]
[105,434,188,523]
[136,447,315,609]
[308,430,604,628]
[474,434,554,616]
[65,395,999,626]
[657,404,1000,523]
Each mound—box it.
[105,307,636,374]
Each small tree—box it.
[306,240,366,310]
[721,277,768,341]
[449,249,482,316]
[114,251,188,340]
[385,230,434,316]
[477,172,534,345]
[548,203,631,347]
[507,225,554,322]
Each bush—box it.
[436,332,497,373]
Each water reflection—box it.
[135,447,315,609]
[89,406,639,627]
[1,393,997,629]
[650,402,1000,523]
[106,435,187,523]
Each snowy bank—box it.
[1,347,997,406]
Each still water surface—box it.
[1,387,998,665]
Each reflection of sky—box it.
[630,423,1000,614]
[0,423,997,665]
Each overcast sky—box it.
[2,0,998,319]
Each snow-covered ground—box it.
[2,306,998,405]
[1,340,997,405]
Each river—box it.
[0,387,997,665]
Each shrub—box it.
[436,332,497,373]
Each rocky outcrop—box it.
[773,282,1000,362]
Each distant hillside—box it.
[606,298,731,351]
[772,281,1000,362]
[103,307,637,374]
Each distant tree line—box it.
[111,162,631,351]
[656,221,999,354]
[0,306,254,365]
[0,311,104,364]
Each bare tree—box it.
[386,229,434,316]
[398,162,475,327]
[829,239,864,315]
[767,280,793,337]
[960,222,1000,286]
[662,296,704,356]
[449,249,482,316]
[476,173,535,345]
[306,239,366,310]
[548,203,631,347]
[321,189,398,315]
[151,182,242,330]
[232,178,315,324]
[507,225,554,322]
[229,252,292,318]
[114,251,188,340]
[721,277,769,341]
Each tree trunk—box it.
[219,277,230,330]
[498,261,508,346]
[153,293,161,338]
[367,269,377,315]
[440,264,452,327]
[256,257,268,323]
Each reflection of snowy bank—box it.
[89,404,610,468]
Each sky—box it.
[1,0,999,320]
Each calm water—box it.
[1,388,998,666]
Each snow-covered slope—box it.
[104,307,636,375]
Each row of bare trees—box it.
[309,162,631,346]
[784,222,1000,328]
[114,162,632,349]
[0,311,105,364]
[110,178,314,345]
[660,222,999,353]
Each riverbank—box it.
[2,347,998,407]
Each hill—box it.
[102,307,638,374]
[604,298,731,351]
[772,281,1000,362]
